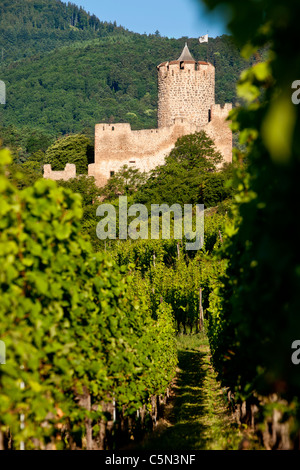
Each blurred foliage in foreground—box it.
[200,0,300,446]
[0,148,177,449]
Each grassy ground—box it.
[137,332,250,451]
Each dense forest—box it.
[0,0,130,64]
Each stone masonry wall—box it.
[204,106,233,164]
[91,119,199,186]
[43,163,76,181]
[157,61,215,128]
[91,107,232,187]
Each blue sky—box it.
[66,0,229,39]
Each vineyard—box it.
[0,148,179,450]
[0,143,227,450]
[0,147,229,449]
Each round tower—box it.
[157,43,215,128]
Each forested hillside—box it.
[0,34,250,136]
[0,0,130,65]
[0,0,265,141]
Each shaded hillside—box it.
[0,1,268,140]
[0,32,253,136]
[0,0,131,65]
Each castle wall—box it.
[92,119,198,186]
[43,107,232,187]
[43,163,76,181]
[91,106,232,186]
[157,61,215,128]
[210,103,232,119]
[43,48,233,188]
[204,103,233,165]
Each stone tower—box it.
[157,43,215,128]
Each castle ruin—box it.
[44,43,232,187]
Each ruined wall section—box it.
[157,61,215,128]
[210,103,232,120]
[43,163,76,181]
[92,119,198,186]
[92,104,232,186]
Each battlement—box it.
[95,123,132,134]
[94,118,198,164]
[43,163,76,181]
[210,103,232,119]
[157,60,214,74]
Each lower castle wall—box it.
[91,109,232,187]
[203,118,232,167]
[43,106,232,188]
[43,163,76,181]
[91,119,199,186]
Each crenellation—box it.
[210,103,233,119]
[96,123,132,133]
[43,163,76,181]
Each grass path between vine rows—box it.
[137,333,248,451]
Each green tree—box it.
[200,163,236,207]
[168,131,223,169]
[26,132,52,155]
[100,164,148,201]
[44,134,94,174]
[135,131,229,207]
[7,160,43,190]
[58,175,101,207]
